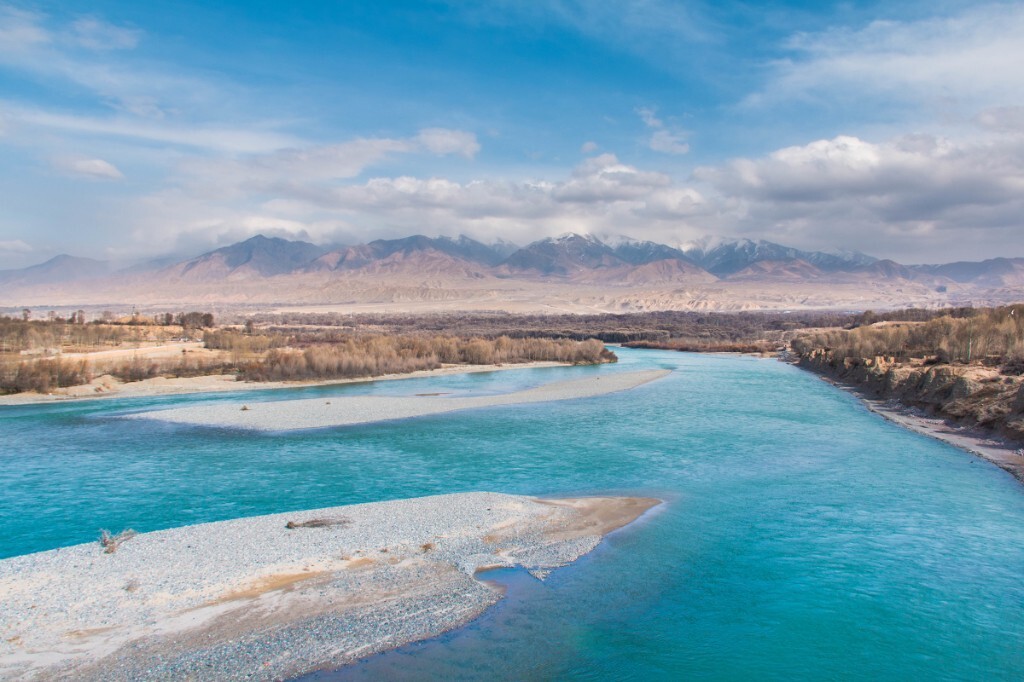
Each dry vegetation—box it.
[0,349,227,394]
[231,310,864,358]
[231,335,613,382]
[1,358,92,393]
[0,311,215,354]
[0,318,132,353]
[239,310,855,343]
[792,305,1024,368]
[6,306,1009,395]
[623,339,779,353]
[99,529,137,554]
[791,305,1024,447]
[0,313,616,394]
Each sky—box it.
[1,0,1024,268]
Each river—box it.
[2,348,1022,679]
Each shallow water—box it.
[2,348,1023,679]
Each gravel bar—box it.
[0,492,660,681]
[127,369,671,431]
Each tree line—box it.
[233,335,613,382]
[236,310,857,343]
[0,333,614,394]
[0,311,217,355]
[791,305,1024,367]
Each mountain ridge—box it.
[2,232,1021,312]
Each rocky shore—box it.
[0,493,659,681]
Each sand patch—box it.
[537,496,662,541]
[215,571,328,604]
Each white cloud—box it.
[754,3,1024,111]
[639,187,706,220]
[0,5,49,56]
[176,128,482,202]
[108,129,486,257]
[184,138,414,188]
[0,239,32,253]
[636,107,662,129]
[10,107,302,153]
[636,106,689,155]
[414,128,480,158]
[693,132,1024,260]
[70,124,1024,263]
[70,17,140,50]
[649,129,690,155]
[555,153,671,202]
[53,156,124,180]
[976,106,1024,134]
[0,6,235,124]
[0,8,139,55]
[303,154,676,216]
[132,151,708,252]
[5,3,1021,264]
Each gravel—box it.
[0,492,655,681]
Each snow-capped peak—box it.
[551,231,602,244]
[597,233,645,248]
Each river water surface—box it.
[2,348,1023,679]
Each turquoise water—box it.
[2,348,1024,679]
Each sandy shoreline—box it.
[0,492,659,681]
[0,361,572,406]
[821,377,1024,484]
[129,369,671,431]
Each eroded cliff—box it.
[798,350,1024,443]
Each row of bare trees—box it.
[0,334,613,393]
[0,318,132,353]
[241,309,857,342]
[0,352,231,393]
[235,335,612,382]
[791,306,1024,365]
[0,312,217,354]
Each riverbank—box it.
[0,361,572,406]
[0,492,660,681]
[130,369,671,431]
[817,375,1024,483]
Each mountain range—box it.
[2,233,1022,313]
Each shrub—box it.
[99,528,137,554]
[0,359,92,393]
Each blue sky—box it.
[1,0,1023,267]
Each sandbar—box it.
[128,368,671,431]
[0,492,660,681]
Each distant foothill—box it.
[1,233,1021,311]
